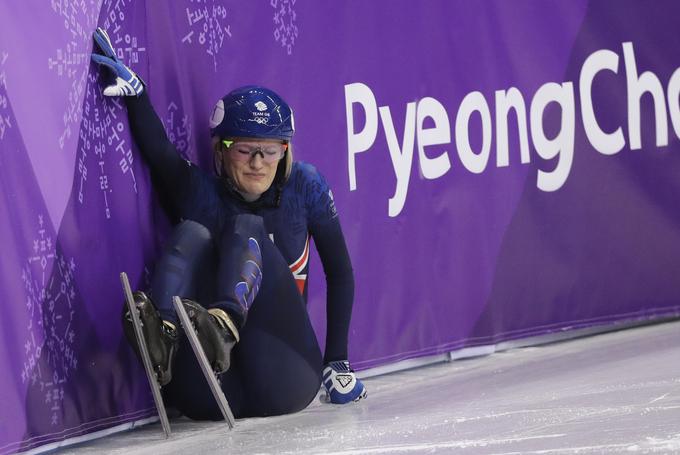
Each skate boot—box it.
[123,291,179,386]
[180,299,240,374]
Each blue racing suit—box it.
[125,92,355,418]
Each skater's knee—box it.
[176,220,212,243]
[168,220,214,257]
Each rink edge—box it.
[358,313,680,379]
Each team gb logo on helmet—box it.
[251,100,271,124]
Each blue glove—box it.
[91,27,144,97]
[322,360,367,404]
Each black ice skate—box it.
[178,299,240,374]
[123,291,179,386]
[120,272,171,437]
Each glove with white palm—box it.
[91,27,144,97]
[322,360,367,404]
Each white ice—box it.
[57,320,680,454]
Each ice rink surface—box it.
[59,320,680,454]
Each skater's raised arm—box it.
[91,27,199,220]
[123,91,186,187]
[91,27,184,179]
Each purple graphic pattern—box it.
[0,1,679,453]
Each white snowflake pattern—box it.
[163,101,193,159]
[21,214,78,427]
[181,0,232,72]
[77,0,144,219]
[0,51,12,140]
[272,0,298,55]
[48,0,99,150]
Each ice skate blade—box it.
[173,296,236,429]
[120,272,172,438]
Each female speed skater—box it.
[91,27,366,419]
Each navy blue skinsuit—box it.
[125,92,355,419]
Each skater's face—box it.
[221,138,286,200]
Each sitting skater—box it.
[91,27,366,419]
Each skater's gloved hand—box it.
[322,360,367,404]
[91,27,144,97]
